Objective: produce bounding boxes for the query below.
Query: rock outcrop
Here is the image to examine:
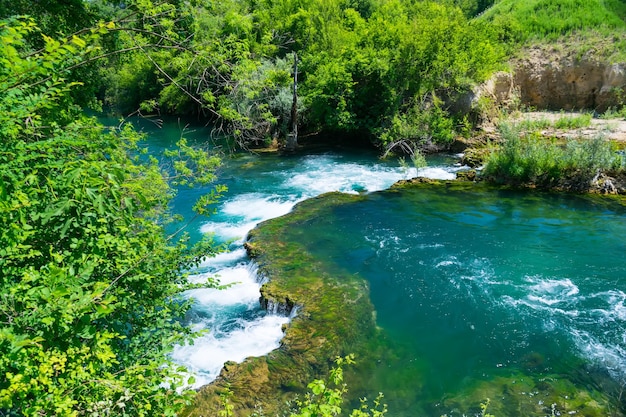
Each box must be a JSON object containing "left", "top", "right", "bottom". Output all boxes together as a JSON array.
[
  {"left": 514, "top": 47, "right": 626, "bottom": 112},
  {"left": 475, "top": 46, "right": 626, "bottom": 112},
  {"left": 186, "top": 193, "right": 380, "bottom": 417}
]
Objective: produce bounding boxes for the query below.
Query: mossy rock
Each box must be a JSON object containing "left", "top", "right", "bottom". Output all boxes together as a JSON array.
[
  {"left": 185, "top": 184, "right": 626, "bottom": 417},
  {"left": 462, "top": 146, "right": 492, "bottom": 167},
  {"left": 185, "top": 192, "right": 381, "bottom": 416},
  {"left": 438, "top": 371, "right": 623, "bottom": 417}
]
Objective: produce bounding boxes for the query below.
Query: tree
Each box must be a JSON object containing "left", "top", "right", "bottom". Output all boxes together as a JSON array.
[
  {"left": 91, "top": 0, "right": 503, "bottom": 151},
  {"left": 0, "top": 17, "right": 223, "bottom": 416}
]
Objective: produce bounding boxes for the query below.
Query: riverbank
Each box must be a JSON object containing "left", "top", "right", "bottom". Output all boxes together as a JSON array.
[
  {"left": 455, "top": 111, "right": 626, "bottom": 194},
  {"left": 185, "top": 192, "right": 383, "bottom": 416},
  {"left": 186, "top": 178, "right": 626, "bottom": 417},
  {"left": 184, "top": 111, "right": 626, "bottom": 416}
]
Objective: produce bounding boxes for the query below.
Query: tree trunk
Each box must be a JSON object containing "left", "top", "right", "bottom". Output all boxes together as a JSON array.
[{"left": 286, "top": 52, "right": 298, "bottom": 152}]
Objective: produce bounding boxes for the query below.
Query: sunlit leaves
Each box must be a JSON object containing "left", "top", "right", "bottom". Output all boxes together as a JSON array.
[
  {"left": 289, "top": 355, "right": 388, "bottom": 417},
  {"left": 0, "top": 18, "right": 221, "bottom": 416}
]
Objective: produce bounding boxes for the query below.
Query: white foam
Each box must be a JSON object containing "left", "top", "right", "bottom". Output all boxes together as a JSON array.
[
  {"left": 436, "top": 259, "right": 458, "bottom": 268},
  {"left": 588, "top": 290, "right": 626, "bottom": 322},
  {"left": 285, "top": 156, "right": 408, "bottom": 196},
  {"left": 416, "top": 167, "right": 458, "bottom": 180},
  {"left": 571, "top": 329, "right": 626, "bottom": 381},
  {"left": 525, "top": 276, "right": 580, "bottom": 306},
  {"left": 185, "top": 263, "right": 260, "bottom": 304},
  {"left": 221, "top": 193, "right": 296, "bottom": 220},
  {"left": 502, "top": 276, "right": 626, "bottom": 380},
  {"left": 171, "top": 314, "right": 290, "bottom": 389},
  {"left": 288, "top": 167, "right": 396, "bottom": 195},
  {"left": 199, "top": 248, "right": 248, "bottom": 268},
  {"left": 186, "top": 284, "right": 260, "bottom": 306},
  {"left": 200, "top": 220, "right": 258, "bottom": 242},
  {"left": 201, "top": 194, "right": 298, "bottom": 241},
  {"left": 178, "top": 152, "right": 467, "bottom": 387}
]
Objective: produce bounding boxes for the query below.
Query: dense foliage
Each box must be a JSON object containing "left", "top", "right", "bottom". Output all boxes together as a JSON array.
[
  {"left": 83, "top": 0, "right": 504, "bottom": 152},
  {"left": 480, "top": 0, "right": 626, "bottom": 44},
  {"left": 2, "top": 0, "right": 626, "bottom": 414},
  {"left": 0, "top": 17, "right": 222, "bottom": 416}
]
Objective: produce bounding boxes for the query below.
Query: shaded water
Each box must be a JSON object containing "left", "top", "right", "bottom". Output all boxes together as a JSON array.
[{"left": 292, "top": 185, "right": 626, "bottom": 415}]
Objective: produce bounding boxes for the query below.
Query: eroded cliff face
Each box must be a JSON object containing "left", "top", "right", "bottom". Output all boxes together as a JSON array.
[
  {"left": 477, "top": 46, "right": 626, "bottom": 112},
  {"left": 514, "top": 47, "right": 626, "bottom": 111}
]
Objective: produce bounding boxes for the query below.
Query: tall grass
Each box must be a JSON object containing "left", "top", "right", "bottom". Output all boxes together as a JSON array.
[
  {"left": 512, "top": 113, "right": 593, "bottom": 131},
  {"left": 484, "top": 123, "right": 623, "bottom": 187},
  {"left": 480, "top": 0, "right": 626, "bottom": 43}
]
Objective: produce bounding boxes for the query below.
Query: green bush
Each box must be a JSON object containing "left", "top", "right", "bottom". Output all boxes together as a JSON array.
[
  {"left": 511, "top": 113, "right": 593, "bottom": 131},
  {"left": 554, "top": 113, "right": 592, "bottom": 129},
  {"left": 484, "top": 124, "right": 623, "bottom": 186},
  {"left": 0, "top": 18, "right": 223, "bottom": 416},
  {"left": 379, "top": 97, "right": 455, "bottom": 153}
]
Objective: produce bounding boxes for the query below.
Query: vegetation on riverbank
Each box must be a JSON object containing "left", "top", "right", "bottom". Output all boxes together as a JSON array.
[
  {"left": 480, "top": 0, "right": 626, "bottom": 53},
  {"left": 2, "top": 0, "right": 626, "bottom": 415},
  {"left": 482, "top": 123, "right": 626, "bottom": 190},
  {"left": 1, "top": 0, "right": 507, "bottom": 152},
  {"left": 187, "top": 192, "right": 388, "bottom": 416},
  {"left": 0, "top": 17, "right": 224, "bottom": 416}
]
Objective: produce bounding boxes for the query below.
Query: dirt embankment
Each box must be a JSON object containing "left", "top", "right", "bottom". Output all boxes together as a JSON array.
[
  {"left": 477, "top": 43, "right": 626, "bottom": 112},
  {"left": 474, "top": 42, "right": 626, "bottom": 142},
  {"left": 457, "top": 45, "right": 626, "bottom": 194}
]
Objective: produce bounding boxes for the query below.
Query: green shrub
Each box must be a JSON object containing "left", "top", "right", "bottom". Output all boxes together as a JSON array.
[
  {"left": 511, "top": 113, "right": 593, "bottom": 131},
  {"left": 554, "top": 113, "right": 592, "bottom": 129},
  {"left": 484, "top": 123, "right": 623, "bottom": 186},
  {"left": 379, "top": 97, "right": 455, "bottom": 153}
]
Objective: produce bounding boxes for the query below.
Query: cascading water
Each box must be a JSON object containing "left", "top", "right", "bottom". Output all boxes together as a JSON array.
[
  {"left": 167, "top": 148, "right": 467, "bottom": 388},
  {"left": 105, "top": 117, "right": 626, "bottom": 415}
]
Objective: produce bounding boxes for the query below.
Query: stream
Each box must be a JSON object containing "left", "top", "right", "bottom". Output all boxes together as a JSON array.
[{"left": 128, "top": 117, "right": 626, "bottom": 415}]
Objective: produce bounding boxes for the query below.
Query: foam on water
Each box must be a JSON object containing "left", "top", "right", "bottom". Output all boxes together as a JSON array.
[
  {"left": 200, "top": 220, "right": 260, "bottom": 242},
  {"left": 201, "top": 194, "right": 299, "bottom": 241},
  {"left": 416, "top": 166, "right": 458, "bottom": 180},
  {"left": 525, "top": 276, "right": 580, "bottom": 306},
  {"left": 284, "top": 154, "right": 462, "bottom": 196},
  {"left": 175, "top": 152, "right": 466, "bottom": 387},
  {"left": 221, "top": 193, "right": 296, "bottom": 220},
  {"left": 571, "top": 329, "right": 626, "bottom": 381},
  {"left": 199, "top": 247, "right": 248, "bottom": 268},
  {"left": 171, "top": 314, "right": 290, "bottom": 388},
  {"left": 186, "top": 266, "right": 261, "bottom": 306},
  {"left": 498, "top": 274, "right": 626, "bottom": 381}
]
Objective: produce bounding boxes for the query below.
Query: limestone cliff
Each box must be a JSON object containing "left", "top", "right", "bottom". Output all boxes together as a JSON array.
[{"left": 477, "top": 45, "right": 626, "bottom": 112}]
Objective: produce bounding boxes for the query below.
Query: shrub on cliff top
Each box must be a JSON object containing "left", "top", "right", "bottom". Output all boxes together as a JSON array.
[{"left": 480, "top": 0, "right": 626, "bottom": 43}]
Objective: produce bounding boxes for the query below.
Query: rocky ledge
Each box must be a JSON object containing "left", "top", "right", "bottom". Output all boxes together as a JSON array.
[{"left": 184, "top": 193, "right": 380, "bottom": 417}]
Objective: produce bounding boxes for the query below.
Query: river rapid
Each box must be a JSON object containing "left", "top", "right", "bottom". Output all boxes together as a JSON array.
[
  {"left": 128, "top": 117, "right": 626, "bottom": 416},
  {"left": 120, "top": 117, "right": 461, "bottom": 388}
]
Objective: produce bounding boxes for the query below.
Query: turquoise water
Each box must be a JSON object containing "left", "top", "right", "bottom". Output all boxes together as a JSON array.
[
  {"left": 116, "top": 117, "right": 626, "bottom": 414},
  {"left": 297, "top": 186, "right": 626, "bottom": 415},
  {"left": 113, "top": 117, "right": 463, "bottom": 387}
]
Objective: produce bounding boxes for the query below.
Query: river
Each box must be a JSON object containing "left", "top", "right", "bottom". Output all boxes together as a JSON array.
[{"left": 129, "top": 117, "right": 626, "bottom": 416}]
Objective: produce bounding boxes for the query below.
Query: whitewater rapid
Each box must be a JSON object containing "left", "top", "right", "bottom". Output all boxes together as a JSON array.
[{"left": 171, "top": 153, "right": 465, "bottom": 388}]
